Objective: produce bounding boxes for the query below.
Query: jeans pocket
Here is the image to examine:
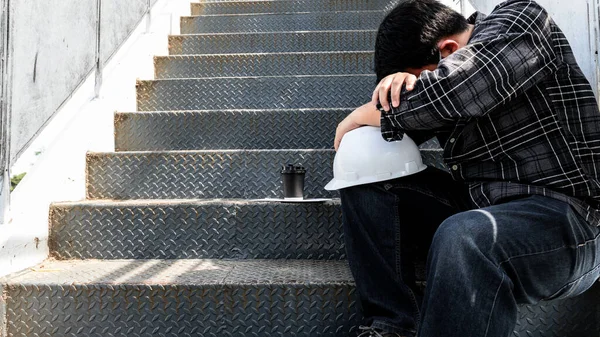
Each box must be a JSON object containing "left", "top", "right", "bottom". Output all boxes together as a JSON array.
[
  {"left": 544, "top": 263, "right": 600, "bottom": 301},
  {"left": 383, "top": 182, "right": 454, "bottom": 208}
]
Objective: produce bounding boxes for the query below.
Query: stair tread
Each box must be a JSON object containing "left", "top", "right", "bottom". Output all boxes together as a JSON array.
[
  {"left": 114, "top": 109, "right": 349, "bottom": 151},
  {"left": 154, "top": 51, "right": 373, "bottom": 79},
  {"left": 53, "top": 198, "right": 340, "bottom": 206},
  {"left": 86, "top": 149, "right": 336, "bottom": 200},
  {"left": 136, "top": 75, "right": 374, "bottom": 111},
  {"left": 2, "top": 259, "right": 352, "bottom": 286},
  {"left": 191, "top": 0, "right": 391, "bottom": 15},
  {"left": 168, "top": 30, "right": 376, "bottom": 55},
  {"left": 176, "top": 29, "right": 376, "bottom": 36},
  {"left": 186, "top": 9, "right": 383, "bottom": 17},
  {"left": 89, "top": 148, "right": 334, "bottom": 154},
  {"left": 50, "top": 198, "right": 344, "bottom": 260},
  {"left": 159, "top": 50, "right": 373, "bottom": 56},
  {"left": 180, "top": 11, "right": 384, "bottom": 34}
]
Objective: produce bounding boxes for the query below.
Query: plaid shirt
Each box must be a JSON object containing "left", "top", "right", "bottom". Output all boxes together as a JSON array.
[{"left": 380, "top": 0, "right": 600, "bottom": 226}]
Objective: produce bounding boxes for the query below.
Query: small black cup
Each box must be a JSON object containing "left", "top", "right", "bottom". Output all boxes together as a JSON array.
[{"left": 281, "top": 164, "right": 306, "bottom": 199}]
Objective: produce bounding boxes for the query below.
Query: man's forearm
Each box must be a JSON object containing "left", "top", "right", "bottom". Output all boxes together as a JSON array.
[{"left": 352, "top": 102, "right": 381, "bottom": 127}]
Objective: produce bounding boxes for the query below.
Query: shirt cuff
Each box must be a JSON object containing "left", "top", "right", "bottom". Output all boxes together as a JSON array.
[{"left": 378, "top": 103, "right": 405, "bottom": 142}]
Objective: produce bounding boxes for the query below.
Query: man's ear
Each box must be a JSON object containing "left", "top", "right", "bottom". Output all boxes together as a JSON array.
[{"left": 438, "top": 39, "right": 460, "bottom": 58}]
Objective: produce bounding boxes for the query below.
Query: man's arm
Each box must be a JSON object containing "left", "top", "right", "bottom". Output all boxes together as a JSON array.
[
  {"left": 381, "top": 0, "right": 558, "bottom": 142},
  {"left": 334, "top": 102, "right": 380, "bottom": 151}
]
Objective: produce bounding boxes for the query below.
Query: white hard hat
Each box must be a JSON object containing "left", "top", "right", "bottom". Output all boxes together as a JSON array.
[{"left": 325, "top": 126, "right": 427, "bottom": 190}]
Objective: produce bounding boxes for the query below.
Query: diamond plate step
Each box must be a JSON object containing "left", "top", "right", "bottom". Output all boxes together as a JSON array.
[
  {"left": 169, "top": 30, "right": 376, "bottom": 55},
  {"left": 154, "top": 52, "right": 374, "bottom": 79},
  {"left": 191, "top": 0, "right": 392, "bottom": 15},
  {"left": 180, "top": 11, "right": 385, "bottom": 34},
  {"left": 114, "top": 110, "right": 446, "bottom": 155},
  {"left": 2, "top": 260, "right": 599, "bottom": 337},
  {"left": 86, "top": 149, "right": 446, "bottom": 200},
  {"left": 1, "top": 259, "right": 360, "bottom": 337},
  {"left": 114, "top": 109, "right": 349, "bottom": 151},
  {"left": 49, "top": 199, "right": 344, "bottom": 260},
  {"left": 136, "top": 75, "right": 374, "bottom": 111},
  {"left": 86, "top": 150, "right": 335, "bottom": 200}
]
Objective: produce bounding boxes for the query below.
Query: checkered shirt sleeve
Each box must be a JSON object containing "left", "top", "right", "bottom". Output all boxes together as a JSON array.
[{"left": 380, "top": 0, "right": 600, "bottom": 226}]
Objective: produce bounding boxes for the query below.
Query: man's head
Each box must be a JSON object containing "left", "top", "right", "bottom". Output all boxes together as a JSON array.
[{"left": 374, "top": 0, "right": 470, "bottom": 81}]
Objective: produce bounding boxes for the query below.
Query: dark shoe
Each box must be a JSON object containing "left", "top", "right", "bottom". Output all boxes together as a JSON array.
[{"left": 356, "top": 326, "right": 406, "bottom": 337}]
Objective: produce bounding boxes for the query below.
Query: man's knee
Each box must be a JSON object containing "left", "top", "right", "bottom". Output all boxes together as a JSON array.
[{"left": 430, "top": 210, "right": 499, "bottom": 260}]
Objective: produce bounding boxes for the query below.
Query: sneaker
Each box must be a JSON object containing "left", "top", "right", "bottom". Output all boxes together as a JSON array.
[{"left": 356, "top": 326, "right": 407, "bottom": 337}]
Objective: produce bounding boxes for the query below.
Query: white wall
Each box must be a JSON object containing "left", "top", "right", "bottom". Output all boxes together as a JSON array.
[
  {"left": 7, "top": 0, "right": 159, "bottom": 164},
  {"left": 0, "top": 0, "right": 186, "bottom": 279},
  {"left": 9, "top": 0, "right": 98, "bottom": 163},
  {"left": 101, "top": 0, "right": 152, "bottom": 63}
]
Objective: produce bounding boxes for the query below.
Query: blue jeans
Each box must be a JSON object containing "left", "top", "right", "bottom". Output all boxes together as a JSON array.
[{"left": 339, "top": 167, "right": 600, "bottom": 337}]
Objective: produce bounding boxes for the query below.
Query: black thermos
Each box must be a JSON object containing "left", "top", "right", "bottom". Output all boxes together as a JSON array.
[{"left": 281, "top": 164, "right": 306, "bottom": 199}]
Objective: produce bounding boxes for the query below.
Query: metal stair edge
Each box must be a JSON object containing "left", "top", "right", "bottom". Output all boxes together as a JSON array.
[
  {"left": 153, "top": 51, "right": 375, "bottom": 79},
  {"left": 49, "top": 199, "right": 345, "bottom": 260},
  {"left": 85, "top": 149, "right": 336, "bottom": 200},
  {"left": 190, "top": 0, "right": 393, "bottom": 15},
  {"left": 114, "top": 109, "right": 350, "bottom": 151},
  {"left": 179, "top": 11, "right": 385, "bottom": 34},
  {"left": 0, "top": 259, "right": 354, "bottom": 285},
  {"left": 182, "top": 9, "right": 385, "bottom": 18},
  {"left": 168, "top": 30, "right": 377, "bottom": 55},
  {"left": 135, "top": 75, "right": 375, "bottom": 111},
  {"left": 2, "top": 260, "right": 599, "bottom": 336}
]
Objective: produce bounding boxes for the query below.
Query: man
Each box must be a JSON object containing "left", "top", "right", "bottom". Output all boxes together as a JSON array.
[{"left": 334, "top": 0, "right": 600, "bottom": 336}]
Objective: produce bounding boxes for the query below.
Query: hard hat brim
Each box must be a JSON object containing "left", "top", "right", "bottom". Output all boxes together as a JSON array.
[{"left": 324, "top": 165, "right": 427, "bottom": 191}]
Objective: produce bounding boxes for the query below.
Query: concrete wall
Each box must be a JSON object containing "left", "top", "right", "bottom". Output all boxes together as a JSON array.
[
  {"left": 9, "top": 1, "right": 97, "bottom": 163},
  {"left": 467, "top": 0, "right": 599, "bottom": 98},
  {"left": 7, "top": 0, "right": 157, "bottom": 163},
  {"left": 101, "top": 0, "right": 156, "bottom": 63}
]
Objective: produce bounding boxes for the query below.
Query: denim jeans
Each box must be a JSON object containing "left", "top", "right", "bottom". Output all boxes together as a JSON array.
[{"left": 339, "top": 167, "right": 600, "bottom": 337}]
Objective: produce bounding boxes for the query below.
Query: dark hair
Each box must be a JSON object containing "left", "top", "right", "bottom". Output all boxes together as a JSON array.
[{"left": 374, "top": 0, "right": 468, "bottom": 81}]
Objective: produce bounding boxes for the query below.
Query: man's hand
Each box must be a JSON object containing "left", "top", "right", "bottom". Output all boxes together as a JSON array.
[
  {"left": 371, "top": 72, "right": 417, "bottom": 111},
  {"left": 334, "top": 102, "right": 381, "bottom": 151}
]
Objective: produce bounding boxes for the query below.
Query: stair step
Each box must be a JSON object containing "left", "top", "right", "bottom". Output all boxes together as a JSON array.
[
  {"left": 136, "top": 75, "right": 374, "bottom": 111},
  {"left": 191, "top": 0, "right": 390, "bottom": 15},
  {"left": 3, "top": 259, "right": 599, "bottom": 337},
  {"left": 114, "top": 110, "right": 446, "bottom": 154},
  {"left": 86, "top": 150, "right": 335, "bottom": 200},
  {"left": 154, "top": 52, "right": 374, "bottom": 79},
  {"left": 180, "top": 11, "right": 384, "bottom": 34},
  {"left": 114, "top": 109, "right": 348, "bottom": 151},
  {"left": 169, "top": 30, "right": 376, "bottom": 55},
  {"left": 86, "top": 149, "right": 446, "bottom": 200},
  {"left": 50, "top": 199, "right": 344, "bottom": 260},
  {"left": 1, "top": 259, "right": 360, "bottom": 337}
]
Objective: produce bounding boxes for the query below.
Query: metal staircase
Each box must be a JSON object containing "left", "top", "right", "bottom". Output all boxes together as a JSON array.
[{"left": 1, "top": 1, "right": 599, "bottom": 336}]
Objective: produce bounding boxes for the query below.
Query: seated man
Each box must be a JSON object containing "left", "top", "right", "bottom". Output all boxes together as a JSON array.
[{"left": 334, "top": 0, "right": 600, "bottom": 336}]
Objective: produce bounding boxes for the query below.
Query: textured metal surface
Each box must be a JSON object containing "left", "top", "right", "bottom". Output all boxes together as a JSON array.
[
  {"left": 154, "top": 52, "right": 374, "bottom": 79},
  {"left": 168, "top": 30, "right": 377, "bottom": 55},
  {"left": 86, "top": 150, "right": 336, "bottom": 200},
  {"left": 114, "top": 109, "right": 350, "bottom": 151},
  {"left": 513, "top": 282, "right": 600, "bottom": 337},
  {"left": 2, "top": 260, "right": 599, "bottom": 337},
  {"left": 191, "top": 0, "right": 391, "bottom": 15},
  {"left": 180, "top": 11, "right": 385, "bottom": 34},
  {"left": 86, "top": 148, "right": 445, "bottom": 200},
  {"left": 2, "top": 259, "right": 359, "bottom": 337},
  {"left": 136, "top": 75, "right": 375, "bottom": 111},
  {"left": 49, "top": 199, "right": 345, "bottom": 260},
  {"left": 114, "top": 111, "right": 447, "bottom": 158}
]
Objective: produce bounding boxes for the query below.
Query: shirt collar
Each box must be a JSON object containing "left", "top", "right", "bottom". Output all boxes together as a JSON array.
[
  {"left": 466, "top": 12, "right": 486, "bottom": 44},
  {"left": 467, "top": 11, "right": 487, "bottom": 25}
]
